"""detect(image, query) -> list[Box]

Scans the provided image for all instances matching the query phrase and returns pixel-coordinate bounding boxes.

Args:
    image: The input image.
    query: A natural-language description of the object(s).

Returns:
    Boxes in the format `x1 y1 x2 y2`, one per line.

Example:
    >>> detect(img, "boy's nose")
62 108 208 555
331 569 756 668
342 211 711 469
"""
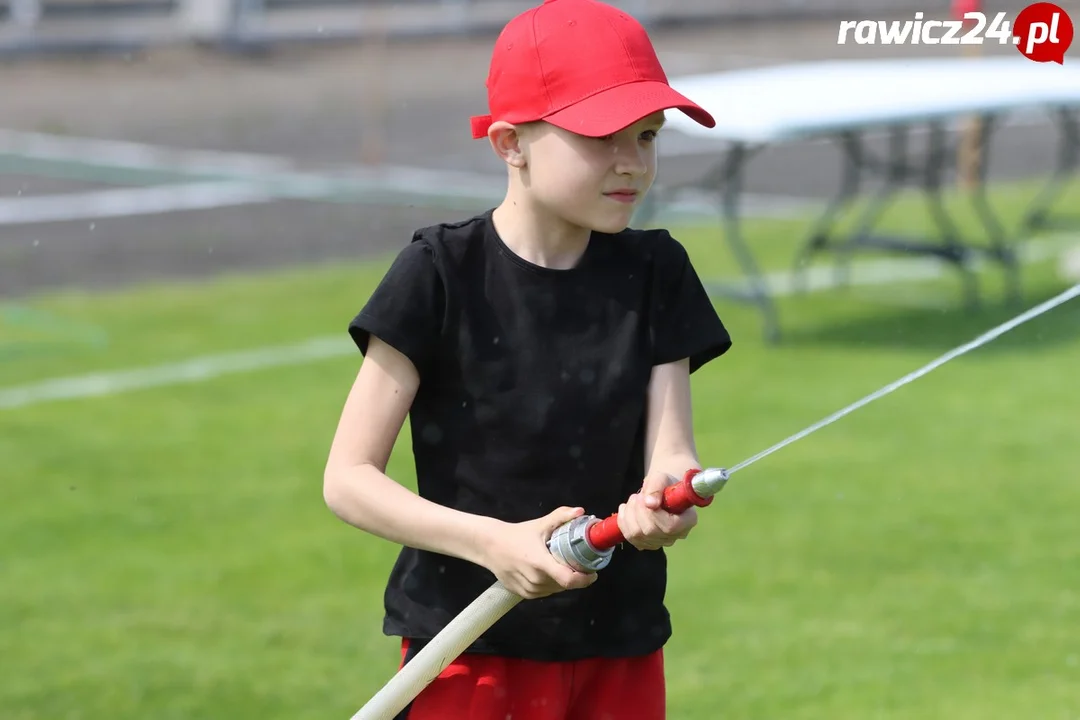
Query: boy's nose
613 144 649 176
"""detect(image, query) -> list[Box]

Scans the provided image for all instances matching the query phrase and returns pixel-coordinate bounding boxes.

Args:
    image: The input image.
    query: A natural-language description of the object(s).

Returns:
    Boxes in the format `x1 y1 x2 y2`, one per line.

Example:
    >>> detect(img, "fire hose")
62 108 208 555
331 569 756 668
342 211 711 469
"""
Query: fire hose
353 283 1080 720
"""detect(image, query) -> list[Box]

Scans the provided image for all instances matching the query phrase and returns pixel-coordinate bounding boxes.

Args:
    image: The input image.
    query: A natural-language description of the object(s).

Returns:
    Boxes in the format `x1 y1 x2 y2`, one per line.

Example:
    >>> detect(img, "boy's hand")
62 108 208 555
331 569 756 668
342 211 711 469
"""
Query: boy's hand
479 506 599 600
616 470 698 551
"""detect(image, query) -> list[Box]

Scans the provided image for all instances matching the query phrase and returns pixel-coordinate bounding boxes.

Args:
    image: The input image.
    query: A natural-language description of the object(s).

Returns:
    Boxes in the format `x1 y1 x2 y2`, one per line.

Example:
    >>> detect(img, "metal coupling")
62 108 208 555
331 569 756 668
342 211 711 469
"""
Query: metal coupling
547 515 613 574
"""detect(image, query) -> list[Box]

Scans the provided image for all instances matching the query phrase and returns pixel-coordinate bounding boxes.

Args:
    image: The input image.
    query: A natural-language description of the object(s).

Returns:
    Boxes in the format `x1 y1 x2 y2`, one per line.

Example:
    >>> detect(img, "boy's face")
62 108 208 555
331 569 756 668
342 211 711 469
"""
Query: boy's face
512 111 665 234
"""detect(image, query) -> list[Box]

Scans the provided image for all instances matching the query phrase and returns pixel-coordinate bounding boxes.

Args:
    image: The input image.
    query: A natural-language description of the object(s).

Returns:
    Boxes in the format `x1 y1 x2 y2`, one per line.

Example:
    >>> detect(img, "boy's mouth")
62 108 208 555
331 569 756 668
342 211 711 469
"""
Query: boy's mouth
604 189 639 204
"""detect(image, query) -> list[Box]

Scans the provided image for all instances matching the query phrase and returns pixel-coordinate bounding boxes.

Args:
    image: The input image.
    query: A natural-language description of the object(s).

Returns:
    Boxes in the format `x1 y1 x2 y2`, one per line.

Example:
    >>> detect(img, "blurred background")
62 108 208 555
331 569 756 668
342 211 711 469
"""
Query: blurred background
2 2 1079 719
2 0 1068 294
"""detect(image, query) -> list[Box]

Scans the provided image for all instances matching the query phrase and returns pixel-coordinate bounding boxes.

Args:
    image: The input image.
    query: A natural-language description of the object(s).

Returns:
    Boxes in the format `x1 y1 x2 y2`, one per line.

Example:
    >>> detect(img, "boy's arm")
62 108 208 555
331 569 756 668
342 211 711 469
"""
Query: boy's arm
323 335 499 567
324 334 597 598
644 357 702 483
617 358 702 550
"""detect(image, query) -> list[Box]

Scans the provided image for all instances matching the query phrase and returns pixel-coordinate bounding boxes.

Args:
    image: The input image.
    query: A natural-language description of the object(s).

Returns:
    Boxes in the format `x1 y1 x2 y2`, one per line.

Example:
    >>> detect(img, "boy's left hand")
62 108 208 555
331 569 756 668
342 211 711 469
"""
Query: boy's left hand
616 470 699 551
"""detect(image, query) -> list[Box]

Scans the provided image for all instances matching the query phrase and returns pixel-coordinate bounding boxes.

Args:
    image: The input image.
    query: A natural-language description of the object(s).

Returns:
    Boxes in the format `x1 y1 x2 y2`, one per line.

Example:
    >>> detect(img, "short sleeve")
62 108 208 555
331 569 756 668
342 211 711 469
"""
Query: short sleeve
650 232 732 373
348 239 444 373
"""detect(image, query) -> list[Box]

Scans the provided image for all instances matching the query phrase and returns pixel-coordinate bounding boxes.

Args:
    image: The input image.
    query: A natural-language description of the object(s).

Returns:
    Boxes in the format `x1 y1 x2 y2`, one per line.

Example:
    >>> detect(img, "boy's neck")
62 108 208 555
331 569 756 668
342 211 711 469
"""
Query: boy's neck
491 197 592 271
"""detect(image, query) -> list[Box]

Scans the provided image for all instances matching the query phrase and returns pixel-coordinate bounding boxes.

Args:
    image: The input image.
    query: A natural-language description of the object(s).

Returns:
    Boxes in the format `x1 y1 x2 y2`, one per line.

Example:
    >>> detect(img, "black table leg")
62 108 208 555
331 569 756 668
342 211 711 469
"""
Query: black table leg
967 113 1023 305
923 119 979 309
639 143 781 343
790 130 863 294
1023 106 1080 232
687 143 784 343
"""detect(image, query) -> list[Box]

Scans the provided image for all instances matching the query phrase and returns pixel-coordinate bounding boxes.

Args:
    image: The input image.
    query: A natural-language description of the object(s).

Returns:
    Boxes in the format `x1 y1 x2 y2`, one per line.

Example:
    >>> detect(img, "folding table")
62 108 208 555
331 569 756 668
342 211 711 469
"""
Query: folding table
647 57 1080 342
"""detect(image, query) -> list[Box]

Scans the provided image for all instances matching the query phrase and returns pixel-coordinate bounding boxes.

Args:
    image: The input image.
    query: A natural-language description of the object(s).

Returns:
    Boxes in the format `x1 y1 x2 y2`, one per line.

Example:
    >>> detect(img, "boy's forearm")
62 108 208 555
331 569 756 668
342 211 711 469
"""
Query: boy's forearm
323 463 500 568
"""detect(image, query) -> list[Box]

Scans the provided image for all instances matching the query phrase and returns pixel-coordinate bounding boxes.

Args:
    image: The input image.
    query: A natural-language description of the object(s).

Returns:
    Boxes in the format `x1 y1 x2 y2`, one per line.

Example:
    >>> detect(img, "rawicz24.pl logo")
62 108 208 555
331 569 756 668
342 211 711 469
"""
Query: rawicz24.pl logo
837 2 1074 64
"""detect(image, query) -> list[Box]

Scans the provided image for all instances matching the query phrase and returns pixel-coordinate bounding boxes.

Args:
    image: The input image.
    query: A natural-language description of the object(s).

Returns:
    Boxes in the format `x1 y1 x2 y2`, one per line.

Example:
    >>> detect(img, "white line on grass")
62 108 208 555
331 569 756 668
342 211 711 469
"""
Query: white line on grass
1 233 1075 412
752 235 1073 297
0 165 814 225
0 128 515 200
0 128 508 196
0 129 294 176
0 336 354 410
0 180 338 226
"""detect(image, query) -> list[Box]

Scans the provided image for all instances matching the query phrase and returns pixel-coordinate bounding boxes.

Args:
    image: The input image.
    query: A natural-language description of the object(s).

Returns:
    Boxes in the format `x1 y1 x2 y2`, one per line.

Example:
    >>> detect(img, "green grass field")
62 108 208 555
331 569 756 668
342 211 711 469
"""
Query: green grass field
3 180 1079 719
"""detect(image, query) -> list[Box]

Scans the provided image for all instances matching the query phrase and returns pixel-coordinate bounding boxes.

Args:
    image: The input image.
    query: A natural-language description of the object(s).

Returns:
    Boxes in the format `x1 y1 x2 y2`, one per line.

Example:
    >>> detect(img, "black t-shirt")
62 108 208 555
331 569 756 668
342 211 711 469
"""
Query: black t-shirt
347 209 732 661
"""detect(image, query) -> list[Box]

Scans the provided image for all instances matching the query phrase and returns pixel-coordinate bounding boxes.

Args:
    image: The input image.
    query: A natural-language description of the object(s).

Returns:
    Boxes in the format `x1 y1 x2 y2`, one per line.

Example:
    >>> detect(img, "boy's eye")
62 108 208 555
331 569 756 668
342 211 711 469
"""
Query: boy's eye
595 130 659 143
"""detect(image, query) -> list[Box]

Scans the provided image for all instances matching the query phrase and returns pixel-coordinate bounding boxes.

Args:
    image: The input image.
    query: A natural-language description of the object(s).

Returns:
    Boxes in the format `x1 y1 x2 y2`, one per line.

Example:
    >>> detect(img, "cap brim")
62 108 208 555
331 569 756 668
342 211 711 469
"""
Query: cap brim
540 80 716 137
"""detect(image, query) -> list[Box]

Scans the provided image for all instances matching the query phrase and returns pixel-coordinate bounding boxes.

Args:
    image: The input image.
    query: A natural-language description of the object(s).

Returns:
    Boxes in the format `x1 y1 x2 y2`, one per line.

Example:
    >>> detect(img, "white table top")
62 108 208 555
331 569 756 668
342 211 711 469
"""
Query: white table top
664 57 1080 144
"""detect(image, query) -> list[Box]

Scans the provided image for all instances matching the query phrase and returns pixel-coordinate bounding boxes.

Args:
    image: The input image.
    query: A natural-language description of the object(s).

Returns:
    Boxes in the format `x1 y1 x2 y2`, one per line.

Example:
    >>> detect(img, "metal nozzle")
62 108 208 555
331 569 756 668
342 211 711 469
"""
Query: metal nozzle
691 467 730 500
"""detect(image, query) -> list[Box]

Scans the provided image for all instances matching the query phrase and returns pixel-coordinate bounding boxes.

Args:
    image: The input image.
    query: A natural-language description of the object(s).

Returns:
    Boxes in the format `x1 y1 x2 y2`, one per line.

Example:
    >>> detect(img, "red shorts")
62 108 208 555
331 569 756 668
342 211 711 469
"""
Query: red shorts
394 638 666 720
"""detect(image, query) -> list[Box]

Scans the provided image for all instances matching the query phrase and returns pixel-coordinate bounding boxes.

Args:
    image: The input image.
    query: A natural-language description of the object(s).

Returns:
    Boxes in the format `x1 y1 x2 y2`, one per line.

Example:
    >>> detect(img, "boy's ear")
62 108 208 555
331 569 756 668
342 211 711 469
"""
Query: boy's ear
488 121 528 169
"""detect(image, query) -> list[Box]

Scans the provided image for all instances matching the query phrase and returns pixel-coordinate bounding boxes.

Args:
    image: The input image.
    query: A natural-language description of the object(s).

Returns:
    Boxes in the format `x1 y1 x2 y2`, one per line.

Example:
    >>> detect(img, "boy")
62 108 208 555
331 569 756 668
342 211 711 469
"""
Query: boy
323 0 732 717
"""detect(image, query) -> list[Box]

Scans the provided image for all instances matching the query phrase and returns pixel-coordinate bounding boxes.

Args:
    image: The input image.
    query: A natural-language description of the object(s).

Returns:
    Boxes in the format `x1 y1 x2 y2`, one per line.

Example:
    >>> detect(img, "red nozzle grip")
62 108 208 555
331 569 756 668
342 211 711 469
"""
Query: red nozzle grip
585 468 714 551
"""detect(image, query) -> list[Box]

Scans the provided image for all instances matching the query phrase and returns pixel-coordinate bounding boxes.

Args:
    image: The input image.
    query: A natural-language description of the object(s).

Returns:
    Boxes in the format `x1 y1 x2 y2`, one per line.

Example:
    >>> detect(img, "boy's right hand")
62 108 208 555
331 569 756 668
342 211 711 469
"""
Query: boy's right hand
480 506 600 600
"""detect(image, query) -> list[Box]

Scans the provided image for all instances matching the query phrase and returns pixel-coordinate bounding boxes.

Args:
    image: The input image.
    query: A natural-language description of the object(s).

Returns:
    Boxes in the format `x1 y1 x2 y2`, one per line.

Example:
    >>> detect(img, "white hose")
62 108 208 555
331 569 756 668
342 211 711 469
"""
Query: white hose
351 581 523 720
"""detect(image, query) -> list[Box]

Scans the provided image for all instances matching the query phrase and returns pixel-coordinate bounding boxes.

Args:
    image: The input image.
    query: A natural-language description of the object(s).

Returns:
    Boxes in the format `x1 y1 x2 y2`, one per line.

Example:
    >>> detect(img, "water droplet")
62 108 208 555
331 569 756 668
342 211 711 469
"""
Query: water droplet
1068 655 1078 666
89 222 96 230
493 336 500 345
569 445 582 458
32 239 39 246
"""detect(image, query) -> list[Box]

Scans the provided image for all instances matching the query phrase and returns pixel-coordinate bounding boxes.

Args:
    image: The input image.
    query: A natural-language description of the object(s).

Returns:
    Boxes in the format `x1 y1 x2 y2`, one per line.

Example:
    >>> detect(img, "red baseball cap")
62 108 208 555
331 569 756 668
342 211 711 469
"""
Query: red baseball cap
469 0 716 139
